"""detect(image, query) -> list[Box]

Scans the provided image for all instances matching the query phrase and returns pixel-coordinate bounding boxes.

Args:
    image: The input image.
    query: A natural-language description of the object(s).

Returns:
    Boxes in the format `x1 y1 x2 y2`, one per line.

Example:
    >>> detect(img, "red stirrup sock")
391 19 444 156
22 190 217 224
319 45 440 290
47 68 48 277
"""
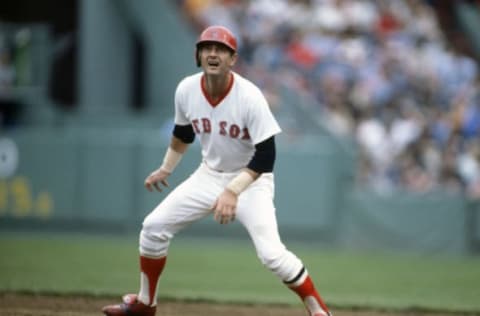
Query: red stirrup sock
286 268 331 315
138 255 167 306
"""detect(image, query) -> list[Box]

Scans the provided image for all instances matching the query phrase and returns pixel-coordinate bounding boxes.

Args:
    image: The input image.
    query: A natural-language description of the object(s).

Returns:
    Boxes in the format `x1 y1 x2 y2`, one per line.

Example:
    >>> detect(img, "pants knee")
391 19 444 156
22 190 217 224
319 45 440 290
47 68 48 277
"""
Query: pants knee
257 249 303 282
139 219 172 257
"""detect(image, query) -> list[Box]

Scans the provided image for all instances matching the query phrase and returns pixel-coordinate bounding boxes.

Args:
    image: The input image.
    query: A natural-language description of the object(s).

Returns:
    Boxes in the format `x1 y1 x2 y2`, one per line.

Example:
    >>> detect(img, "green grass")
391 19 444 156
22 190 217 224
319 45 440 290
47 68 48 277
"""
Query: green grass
1 233 480 314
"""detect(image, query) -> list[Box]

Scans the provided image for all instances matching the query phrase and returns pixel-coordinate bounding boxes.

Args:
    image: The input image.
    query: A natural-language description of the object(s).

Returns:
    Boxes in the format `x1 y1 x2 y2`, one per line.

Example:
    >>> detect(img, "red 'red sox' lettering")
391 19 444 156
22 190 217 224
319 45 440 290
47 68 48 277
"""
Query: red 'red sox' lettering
192 118 250 140
201 118 211 133
229 124 240 138
192 118 218 135
241 127 250 140
219 121 228 136
192 119 201 133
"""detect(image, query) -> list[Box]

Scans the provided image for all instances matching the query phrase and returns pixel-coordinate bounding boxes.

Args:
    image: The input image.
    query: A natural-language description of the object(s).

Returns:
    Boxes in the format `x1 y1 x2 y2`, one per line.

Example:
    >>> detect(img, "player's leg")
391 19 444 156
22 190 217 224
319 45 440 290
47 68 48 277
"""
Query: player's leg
102 167 218 316
137 181 215 307
284 267 332 316
236 174 332 316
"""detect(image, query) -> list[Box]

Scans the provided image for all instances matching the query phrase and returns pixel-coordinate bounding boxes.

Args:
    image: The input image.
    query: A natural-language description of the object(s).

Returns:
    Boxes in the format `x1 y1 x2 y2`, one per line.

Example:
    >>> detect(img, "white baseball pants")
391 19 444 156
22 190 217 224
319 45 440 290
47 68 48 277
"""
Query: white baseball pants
140 162 304 282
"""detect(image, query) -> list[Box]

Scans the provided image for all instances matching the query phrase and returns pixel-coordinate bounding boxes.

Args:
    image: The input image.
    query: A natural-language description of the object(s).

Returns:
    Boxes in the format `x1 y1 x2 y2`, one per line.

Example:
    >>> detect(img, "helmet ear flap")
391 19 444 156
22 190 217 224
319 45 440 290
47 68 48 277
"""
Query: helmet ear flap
196 48 201 67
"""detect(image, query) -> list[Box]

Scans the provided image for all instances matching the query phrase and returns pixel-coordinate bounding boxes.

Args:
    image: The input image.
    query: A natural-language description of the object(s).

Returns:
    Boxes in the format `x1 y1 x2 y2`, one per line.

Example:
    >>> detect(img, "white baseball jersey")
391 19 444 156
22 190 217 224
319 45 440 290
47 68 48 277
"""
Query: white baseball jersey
174 71 281 172
141 70 304 286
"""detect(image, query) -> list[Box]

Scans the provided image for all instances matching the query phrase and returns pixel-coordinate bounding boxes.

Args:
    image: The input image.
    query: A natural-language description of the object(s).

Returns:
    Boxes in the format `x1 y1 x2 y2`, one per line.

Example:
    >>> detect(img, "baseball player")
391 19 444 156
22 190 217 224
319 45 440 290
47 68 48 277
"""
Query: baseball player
102 25 332 316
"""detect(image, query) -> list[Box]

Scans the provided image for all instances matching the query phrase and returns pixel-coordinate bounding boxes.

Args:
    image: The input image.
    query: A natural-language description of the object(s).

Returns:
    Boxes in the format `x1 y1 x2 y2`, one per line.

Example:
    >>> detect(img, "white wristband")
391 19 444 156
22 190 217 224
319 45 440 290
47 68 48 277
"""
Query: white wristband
160 147 183 174
226 171 255 195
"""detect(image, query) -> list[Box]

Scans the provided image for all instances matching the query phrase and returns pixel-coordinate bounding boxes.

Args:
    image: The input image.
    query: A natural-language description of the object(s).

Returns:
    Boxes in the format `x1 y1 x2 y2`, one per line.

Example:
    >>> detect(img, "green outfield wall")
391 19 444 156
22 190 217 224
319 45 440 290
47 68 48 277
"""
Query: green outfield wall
0 128 478 256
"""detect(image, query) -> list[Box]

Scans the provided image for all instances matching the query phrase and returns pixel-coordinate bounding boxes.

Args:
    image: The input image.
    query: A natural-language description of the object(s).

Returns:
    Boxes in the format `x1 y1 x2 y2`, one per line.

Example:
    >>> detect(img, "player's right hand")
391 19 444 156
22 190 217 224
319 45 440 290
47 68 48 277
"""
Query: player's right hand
144 168 170 192
212 189 238 225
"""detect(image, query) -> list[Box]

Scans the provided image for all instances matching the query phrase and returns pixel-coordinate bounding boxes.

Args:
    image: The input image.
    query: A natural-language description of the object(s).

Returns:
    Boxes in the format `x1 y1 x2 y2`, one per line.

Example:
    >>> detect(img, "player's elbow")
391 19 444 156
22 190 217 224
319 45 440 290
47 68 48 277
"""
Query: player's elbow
247 136 276 173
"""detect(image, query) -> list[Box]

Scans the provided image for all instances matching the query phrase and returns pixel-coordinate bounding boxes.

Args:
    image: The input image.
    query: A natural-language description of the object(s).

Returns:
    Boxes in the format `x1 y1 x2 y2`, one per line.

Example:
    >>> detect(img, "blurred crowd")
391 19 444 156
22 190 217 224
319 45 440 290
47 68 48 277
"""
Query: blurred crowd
177 0 480 198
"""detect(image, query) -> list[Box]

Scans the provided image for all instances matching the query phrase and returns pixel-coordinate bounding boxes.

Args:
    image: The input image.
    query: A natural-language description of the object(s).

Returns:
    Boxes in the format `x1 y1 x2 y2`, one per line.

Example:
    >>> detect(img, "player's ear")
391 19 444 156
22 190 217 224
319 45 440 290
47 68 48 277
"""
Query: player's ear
229 52 238 67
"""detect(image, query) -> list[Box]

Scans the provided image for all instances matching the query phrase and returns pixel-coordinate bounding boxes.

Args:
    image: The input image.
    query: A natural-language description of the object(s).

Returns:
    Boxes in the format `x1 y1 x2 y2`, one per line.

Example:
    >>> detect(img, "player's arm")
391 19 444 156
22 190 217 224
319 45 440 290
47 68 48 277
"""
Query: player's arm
144 124 195 192
213 136 276 224
160 124 195 172
225 135 276 195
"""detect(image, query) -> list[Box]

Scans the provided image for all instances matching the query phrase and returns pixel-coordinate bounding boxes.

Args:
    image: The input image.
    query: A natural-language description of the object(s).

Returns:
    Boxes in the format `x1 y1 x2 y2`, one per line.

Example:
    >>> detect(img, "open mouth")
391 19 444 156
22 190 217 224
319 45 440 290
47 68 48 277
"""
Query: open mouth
207 60 220 67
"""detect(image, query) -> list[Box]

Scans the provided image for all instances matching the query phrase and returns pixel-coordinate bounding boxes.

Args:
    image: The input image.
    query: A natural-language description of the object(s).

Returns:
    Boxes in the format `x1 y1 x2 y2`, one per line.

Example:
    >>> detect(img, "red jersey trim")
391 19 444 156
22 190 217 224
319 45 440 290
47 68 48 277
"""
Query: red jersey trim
201 72 234 107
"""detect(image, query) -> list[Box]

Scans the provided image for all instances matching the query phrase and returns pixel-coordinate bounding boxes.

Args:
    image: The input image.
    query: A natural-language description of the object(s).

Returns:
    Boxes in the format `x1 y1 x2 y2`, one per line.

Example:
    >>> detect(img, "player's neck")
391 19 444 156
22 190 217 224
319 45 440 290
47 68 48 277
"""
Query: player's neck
202 72 233 100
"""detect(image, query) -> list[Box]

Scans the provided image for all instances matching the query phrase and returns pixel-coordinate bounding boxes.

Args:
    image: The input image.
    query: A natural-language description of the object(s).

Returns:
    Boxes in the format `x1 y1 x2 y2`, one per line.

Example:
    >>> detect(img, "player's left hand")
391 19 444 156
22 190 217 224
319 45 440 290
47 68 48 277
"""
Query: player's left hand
212 189 238 224
144 168 170 192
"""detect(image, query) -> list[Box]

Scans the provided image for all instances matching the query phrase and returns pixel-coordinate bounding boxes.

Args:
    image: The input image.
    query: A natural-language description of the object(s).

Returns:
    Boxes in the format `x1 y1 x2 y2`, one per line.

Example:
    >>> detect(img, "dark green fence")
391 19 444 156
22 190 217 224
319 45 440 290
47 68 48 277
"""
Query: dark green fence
0 128 478 255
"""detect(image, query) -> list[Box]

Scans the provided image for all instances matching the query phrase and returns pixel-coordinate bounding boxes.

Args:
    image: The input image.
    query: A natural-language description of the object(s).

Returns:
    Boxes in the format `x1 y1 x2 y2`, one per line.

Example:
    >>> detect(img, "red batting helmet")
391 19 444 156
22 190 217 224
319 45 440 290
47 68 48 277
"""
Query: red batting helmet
195 25 238 67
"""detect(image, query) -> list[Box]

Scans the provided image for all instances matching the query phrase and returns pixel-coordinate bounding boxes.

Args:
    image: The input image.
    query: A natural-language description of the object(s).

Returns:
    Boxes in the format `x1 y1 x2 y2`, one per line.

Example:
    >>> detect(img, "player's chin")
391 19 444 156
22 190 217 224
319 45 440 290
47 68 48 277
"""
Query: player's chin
203 66 223 75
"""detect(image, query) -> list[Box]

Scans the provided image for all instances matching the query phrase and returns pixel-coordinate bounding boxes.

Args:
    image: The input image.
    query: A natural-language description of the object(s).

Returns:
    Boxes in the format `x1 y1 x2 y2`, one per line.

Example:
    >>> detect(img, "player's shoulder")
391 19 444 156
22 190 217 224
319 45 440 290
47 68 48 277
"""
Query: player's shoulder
232 72 264 98
177 72 202 91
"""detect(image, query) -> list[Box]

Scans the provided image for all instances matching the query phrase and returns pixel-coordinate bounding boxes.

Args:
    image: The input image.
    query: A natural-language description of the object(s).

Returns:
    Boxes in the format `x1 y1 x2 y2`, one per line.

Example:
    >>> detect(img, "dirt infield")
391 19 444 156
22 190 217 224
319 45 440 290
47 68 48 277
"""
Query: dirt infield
0 293 472 316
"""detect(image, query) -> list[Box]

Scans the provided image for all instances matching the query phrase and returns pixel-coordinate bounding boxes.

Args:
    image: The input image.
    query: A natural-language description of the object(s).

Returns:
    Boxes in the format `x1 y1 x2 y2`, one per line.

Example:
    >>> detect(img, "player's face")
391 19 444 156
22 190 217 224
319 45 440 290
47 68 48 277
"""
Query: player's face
198 42 237 76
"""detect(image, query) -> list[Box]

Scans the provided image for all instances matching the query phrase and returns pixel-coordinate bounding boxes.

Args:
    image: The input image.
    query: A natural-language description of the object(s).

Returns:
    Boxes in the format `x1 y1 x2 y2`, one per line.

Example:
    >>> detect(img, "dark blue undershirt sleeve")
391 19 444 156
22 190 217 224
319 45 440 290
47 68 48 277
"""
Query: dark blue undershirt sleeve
247 136 276 173
173 124 195 144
